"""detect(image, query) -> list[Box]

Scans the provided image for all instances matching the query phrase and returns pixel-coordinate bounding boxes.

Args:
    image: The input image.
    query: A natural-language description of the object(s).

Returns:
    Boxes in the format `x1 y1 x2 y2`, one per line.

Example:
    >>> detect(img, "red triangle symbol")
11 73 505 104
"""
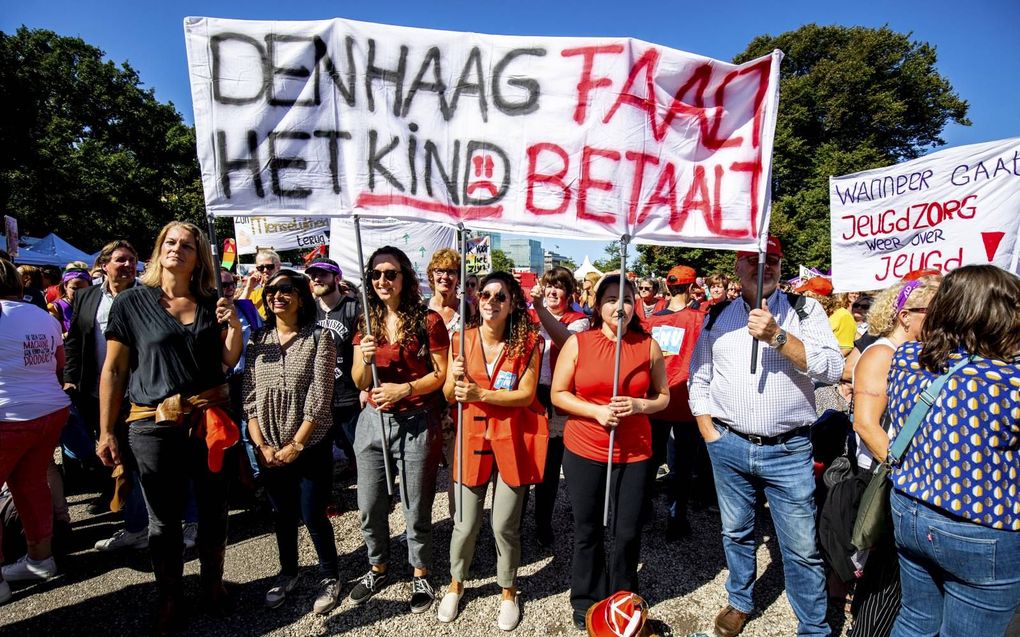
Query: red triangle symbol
981 231 1005 262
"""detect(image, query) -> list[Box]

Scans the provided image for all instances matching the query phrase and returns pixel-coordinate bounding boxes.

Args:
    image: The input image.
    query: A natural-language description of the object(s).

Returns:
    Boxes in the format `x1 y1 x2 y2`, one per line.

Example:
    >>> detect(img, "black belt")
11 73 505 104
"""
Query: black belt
712 418 809 446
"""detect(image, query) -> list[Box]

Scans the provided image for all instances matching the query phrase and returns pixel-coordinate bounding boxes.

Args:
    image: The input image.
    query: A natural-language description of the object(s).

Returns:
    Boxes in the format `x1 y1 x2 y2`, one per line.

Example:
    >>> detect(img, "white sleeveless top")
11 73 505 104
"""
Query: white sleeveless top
853 336 896 471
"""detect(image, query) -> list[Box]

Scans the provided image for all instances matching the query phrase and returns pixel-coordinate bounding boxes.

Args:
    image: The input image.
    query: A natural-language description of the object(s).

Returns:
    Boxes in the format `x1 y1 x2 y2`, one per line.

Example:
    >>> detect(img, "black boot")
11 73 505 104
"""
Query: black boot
199 544 234 616
149 543 184 637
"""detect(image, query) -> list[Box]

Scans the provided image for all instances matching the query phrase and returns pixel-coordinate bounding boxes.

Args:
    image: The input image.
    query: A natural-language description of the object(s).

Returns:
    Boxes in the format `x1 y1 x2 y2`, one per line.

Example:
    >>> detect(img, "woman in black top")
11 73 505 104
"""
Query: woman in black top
97 221 242 635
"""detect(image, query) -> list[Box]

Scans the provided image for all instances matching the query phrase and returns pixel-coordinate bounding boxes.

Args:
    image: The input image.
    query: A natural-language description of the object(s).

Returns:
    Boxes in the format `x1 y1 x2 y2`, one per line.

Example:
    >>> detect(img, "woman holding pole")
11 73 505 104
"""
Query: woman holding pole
349 246 449 614
551 275 669 629
436 272 546 631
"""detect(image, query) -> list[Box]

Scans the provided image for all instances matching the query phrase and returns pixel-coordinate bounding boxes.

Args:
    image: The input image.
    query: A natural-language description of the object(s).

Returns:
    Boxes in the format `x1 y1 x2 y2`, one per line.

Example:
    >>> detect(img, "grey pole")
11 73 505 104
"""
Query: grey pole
206 214 223 298
354 215 395 497
455 224 467 523
750 248 766 374
604 235 630 527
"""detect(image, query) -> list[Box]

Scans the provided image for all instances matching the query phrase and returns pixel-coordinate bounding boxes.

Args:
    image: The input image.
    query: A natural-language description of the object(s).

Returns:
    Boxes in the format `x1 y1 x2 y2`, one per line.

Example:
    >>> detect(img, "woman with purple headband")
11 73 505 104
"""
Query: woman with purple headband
47 269 92 336
843 274 940 637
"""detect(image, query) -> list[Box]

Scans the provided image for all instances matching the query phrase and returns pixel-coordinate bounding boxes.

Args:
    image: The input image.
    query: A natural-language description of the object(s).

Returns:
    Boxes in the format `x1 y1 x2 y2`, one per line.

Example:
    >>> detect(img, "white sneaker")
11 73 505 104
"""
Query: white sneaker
312 577 341 615
94 528 148 551
497 595 521 631
182 523 198 549
1 556 57 582
0 579 11 605
265 574 300 608
436 590 463 623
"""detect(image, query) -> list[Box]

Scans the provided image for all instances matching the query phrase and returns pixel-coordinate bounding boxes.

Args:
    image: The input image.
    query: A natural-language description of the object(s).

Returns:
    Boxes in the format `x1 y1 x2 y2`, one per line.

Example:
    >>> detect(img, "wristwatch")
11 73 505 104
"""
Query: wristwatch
289 440 305 452
771 329 788 348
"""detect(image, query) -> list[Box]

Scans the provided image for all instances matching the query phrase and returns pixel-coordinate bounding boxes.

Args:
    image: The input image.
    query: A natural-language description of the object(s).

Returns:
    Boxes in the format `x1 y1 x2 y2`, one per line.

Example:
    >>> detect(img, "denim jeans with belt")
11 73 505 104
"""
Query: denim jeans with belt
354 404 441 570
890 489 1020 637
705 422 830 636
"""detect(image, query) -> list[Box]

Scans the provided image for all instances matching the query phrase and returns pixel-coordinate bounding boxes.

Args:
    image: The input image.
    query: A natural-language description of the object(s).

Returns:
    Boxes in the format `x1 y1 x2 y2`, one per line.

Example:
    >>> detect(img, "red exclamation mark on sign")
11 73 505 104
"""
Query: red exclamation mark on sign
981 232 1005 262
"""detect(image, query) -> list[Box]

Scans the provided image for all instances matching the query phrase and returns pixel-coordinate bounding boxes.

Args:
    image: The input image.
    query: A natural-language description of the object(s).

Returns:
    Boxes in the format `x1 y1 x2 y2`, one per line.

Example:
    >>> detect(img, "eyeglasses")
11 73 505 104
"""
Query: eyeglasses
479 290 508 303
740 255 782 268
265 283 296 296
466 281 478 289
221 280 237 289
255 264 277 272
433 268 457 277
370 269 401 282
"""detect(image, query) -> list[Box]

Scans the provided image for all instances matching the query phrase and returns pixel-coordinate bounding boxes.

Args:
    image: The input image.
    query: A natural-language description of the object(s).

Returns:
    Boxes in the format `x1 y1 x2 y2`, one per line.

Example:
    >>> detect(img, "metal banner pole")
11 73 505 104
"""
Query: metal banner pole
604 235 629 527
206 214 223 297
750 249 766 374
354 215 395 497
455 224 467 523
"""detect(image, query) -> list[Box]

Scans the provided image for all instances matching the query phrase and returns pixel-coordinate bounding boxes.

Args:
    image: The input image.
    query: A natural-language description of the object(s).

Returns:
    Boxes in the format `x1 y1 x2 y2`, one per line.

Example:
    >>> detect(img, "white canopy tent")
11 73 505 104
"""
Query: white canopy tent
572 256 603 281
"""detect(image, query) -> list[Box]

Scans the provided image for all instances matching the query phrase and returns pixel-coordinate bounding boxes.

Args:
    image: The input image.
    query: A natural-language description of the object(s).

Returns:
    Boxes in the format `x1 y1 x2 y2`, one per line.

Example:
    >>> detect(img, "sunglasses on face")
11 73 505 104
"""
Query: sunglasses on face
906 307 927 314
370 269 400 282
466 281 478 289
853 303 871 311
255 264 277 272
638 286 653 291
221 280 237 289
265 283 296 296
479 290 508 303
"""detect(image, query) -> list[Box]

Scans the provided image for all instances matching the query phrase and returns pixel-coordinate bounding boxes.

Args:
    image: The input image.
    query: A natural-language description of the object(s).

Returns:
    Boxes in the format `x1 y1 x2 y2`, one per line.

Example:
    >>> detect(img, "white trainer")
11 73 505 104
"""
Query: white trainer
2 556 57 582
436 589 463 623
0 579 11 605
497 595 521 631
94 528 148 551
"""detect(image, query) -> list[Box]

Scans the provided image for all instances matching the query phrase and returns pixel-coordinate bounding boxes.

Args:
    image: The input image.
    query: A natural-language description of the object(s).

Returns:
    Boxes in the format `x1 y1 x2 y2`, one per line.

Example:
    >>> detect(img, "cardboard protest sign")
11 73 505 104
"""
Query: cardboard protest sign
830 137 1020 292
328 217 456 292
184 17 782 251
465 235 491 275
233 215 329 254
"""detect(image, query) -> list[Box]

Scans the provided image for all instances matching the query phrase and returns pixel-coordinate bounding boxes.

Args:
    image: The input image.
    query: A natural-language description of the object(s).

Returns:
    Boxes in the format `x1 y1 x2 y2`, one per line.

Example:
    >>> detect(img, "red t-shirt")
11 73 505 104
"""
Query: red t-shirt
354 309 450 413
644 307 704 422
563 329 653 464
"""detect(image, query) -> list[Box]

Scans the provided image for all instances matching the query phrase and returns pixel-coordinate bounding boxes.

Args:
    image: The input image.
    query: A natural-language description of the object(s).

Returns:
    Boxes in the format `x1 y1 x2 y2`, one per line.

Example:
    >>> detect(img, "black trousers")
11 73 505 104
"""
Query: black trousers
129 420 231 594
563 449 650 616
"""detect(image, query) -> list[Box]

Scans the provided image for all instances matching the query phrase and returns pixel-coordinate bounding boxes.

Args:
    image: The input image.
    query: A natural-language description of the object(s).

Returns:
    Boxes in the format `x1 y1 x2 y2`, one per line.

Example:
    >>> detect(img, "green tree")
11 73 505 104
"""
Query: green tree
638 24 969 274
0 27 206 255
491 248 515 273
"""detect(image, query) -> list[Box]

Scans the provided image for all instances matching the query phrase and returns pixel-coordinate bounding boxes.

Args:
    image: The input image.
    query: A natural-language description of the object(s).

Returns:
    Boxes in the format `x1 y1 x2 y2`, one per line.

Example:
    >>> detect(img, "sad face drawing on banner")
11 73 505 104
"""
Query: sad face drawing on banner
463 144 510 206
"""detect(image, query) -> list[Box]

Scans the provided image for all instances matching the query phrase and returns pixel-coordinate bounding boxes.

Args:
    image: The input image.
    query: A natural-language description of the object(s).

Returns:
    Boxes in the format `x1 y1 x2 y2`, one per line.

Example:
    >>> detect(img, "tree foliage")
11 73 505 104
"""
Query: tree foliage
0 27 207 255
491 248 515 273
638 24 969 277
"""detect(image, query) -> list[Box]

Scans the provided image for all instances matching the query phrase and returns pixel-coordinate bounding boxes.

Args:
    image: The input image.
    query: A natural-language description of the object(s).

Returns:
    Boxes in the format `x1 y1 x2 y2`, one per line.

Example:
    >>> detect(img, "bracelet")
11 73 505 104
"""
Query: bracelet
406 382 414 398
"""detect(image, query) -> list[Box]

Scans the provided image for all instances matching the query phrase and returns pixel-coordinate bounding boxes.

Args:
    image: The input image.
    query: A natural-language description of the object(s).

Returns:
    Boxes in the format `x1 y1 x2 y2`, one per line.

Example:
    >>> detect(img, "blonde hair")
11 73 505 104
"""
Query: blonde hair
427 248 460 286
140 221 217 299
255 248 281 264
866 275 940 337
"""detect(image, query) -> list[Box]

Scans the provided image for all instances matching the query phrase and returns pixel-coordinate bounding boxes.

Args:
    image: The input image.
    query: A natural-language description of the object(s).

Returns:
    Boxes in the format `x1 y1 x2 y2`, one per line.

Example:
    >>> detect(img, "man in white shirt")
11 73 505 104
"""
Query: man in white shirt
688 236 843 637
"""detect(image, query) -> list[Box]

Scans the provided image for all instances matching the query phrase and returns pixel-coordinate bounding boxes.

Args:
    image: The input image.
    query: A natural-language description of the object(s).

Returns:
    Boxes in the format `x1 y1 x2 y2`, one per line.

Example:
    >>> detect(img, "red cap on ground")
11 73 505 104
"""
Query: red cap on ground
585 591 648 637
666 265 697 285
794 276 834 296
736 235 783 260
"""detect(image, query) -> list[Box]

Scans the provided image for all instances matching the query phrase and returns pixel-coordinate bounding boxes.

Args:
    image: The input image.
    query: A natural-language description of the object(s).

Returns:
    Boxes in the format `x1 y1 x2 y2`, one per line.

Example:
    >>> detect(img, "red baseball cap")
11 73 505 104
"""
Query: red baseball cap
794 276 833 296
736 235 783 260
585 591 648 637
666 265 697 285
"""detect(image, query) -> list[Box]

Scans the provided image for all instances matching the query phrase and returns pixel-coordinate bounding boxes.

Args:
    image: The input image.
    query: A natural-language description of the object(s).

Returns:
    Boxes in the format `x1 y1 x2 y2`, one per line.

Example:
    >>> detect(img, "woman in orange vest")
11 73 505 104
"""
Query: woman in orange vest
436 271 547 632
552 275 670 630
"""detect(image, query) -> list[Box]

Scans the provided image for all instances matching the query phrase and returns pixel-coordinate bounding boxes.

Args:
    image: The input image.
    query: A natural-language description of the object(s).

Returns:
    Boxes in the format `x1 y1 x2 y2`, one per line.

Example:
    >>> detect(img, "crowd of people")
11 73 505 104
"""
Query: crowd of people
0 225 1018 637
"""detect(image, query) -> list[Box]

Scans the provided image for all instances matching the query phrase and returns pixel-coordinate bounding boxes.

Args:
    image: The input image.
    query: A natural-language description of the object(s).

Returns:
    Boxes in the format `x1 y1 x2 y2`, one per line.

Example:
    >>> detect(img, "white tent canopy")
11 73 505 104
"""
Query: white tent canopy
573 256 603 281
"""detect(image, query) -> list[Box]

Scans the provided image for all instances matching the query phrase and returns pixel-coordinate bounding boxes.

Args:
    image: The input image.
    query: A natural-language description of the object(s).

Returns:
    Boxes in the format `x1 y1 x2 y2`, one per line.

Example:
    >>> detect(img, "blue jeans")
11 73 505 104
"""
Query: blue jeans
706 423 829 636
890 490 1020 637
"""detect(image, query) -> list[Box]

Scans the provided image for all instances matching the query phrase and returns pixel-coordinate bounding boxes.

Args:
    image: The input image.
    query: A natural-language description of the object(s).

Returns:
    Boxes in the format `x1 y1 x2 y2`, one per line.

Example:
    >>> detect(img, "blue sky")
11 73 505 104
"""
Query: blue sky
5 0 1018 266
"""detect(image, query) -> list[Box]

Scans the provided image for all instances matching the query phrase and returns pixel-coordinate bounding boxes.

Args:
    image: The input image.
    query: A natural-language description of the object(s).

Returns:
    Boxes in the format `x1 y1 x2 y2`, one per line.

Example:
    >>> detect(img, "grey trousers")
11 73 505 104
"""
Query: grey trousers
449 471 526 589
354 404 442 570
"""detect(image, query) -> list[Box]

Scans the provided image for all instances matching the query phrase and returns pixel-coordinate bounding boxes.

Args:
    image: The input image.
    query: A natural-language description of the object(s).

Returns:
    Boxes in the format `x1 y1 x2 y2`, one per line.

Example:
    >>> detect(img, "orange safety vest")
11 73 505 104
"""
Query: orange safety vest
452 328 549 487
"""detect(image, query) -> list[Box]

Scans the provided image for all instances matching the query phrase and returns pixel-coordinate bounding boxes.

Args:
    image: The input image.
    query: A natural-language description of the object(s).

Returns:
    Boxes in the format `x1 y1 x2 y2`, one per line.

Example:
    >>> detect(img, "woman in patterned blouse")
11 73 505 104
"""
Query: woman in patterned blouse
242 269 338 616
885 265 1020 636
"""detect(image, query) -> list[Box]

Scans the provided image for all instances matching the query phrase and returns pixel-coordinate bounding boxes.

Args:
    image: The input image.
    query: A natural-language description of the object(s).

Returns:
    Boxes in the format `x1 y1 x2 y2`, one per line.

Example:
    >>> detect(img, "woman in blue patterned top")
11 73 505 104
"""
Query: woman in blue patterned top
885 265 1020 636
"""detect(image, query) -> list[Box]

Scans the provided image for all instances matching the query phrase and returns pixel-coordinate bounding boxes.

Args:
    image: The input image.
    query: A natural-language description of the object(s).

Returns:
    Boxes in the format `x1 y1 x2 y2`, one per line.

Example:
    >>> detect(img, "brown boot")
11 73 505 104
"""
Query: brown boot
150 551 184 637
714 605 750 637
199 544 234 616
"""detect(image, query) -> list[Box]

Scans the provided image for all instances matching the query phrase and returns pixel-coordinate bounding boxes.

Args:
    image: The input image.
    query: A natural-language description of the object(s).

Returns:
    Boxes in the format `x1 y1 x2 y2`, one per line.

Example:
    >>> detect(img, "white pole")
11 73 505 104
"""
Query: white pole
604 235 629 527
454 225 468 523
354 215 395 497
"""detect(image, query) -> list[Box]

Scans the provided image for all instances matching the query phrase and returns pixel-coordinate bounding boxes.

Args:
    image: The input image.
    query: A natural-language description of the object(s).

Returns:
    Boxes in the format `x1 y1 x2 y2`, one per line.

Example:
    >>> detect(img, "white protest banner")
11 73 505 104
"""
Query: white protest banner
465 235 491 275
830 137 1020 292
233 215 329 255
328 217 457 292
184 17 782 251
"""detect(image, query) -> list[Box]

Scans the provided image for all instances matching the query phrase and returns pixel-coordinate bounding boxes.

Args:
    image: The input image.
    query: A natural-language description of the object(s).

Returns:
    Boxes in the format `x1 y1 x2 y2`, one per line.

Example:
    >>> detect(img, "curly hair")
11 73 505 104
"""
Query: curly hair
866 275 941 337
919 265 1020 372
359 246 428 348
469 271 538 362
427 248 460 288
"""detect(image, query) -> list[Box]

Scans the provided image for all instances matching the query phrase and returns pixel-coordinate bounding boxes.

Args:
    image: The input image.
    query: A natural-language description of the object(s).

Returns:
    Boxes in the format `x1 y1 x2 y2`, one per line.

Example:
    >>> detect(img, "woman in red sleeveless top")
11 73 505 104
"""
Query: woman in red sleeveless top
436 272 545 631
551 275 669 629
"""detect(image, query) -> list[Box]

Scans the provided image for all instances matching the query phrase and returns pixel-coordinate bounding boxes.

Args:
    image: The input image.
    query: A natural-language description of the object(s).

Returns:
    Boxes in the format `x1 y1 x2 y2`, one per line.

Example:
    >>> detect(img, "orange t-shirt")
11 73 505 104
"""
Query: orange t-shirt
563 329 653 464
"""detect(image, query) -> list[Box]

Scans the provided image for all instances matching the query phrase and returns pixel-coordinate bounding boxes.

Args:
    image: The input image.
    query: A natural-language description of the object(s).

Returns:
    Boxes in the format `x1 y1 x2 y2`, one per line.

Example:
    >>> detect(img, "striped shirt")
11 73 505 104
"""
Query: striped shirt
688 290 843 436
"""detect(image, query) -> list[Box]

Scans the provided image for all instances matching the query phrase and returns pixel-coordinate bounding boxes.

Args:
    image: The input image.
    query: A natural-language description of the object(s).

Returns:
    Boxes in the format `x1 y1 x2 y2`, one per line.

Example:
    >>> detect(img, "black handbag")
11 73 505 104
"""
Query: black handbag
851 355 972 551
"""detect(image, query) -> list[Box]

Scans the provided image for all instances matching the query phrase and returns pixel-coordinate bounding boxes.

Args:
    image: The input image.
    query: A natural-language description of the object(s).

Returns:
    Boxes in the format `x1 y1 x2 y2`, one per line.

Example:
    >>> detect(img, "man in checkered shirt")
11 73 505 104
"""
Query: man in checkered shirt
688 236 843 637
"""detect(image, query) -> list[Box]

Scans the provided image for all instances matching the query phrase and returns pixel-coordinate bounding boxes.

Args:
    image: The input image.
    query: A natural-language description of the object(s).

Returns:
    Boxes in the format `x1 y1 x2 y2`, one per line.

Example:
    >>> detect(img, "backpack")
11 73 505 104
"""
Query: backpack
703 292 809 333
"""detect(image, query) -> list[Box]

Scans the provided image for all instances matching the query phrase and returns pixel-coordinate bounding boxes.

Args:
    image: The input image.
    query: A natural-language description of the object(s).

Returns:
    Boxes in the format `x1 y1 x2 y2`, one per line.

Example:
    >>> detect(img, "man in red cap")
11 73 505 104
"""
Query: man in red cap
689 235 843 637
644 264 706 541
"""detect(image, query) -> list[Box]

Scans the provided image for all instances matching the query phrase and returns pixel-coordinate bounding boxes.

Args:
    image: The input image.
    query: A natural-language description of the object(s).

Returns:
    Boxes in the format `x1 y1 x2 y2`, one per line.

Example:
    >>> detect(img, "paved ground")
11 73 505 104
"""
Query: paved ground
1 468 850 637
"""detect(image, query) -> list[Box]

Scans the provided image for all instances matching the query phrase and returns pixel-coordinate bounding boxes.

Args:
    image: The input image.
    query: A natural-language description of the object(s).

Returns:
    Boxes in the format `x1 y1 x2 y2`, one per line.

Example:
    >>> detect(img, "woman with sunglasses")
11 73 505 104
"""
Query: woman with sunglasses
350 246 449 614
95 221 242 635
636 277 666 319
551 275 670 629
436 272 545 630
242 270 340 615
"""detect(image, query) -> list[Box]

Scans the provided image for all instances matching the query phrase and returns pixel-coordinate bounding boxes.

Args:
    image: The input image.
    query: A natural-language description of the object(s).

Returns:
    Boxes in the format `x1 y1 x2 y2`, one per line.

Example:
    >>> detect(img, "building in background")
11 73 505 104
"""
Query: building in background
500 236 544 274
544 250 569 272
